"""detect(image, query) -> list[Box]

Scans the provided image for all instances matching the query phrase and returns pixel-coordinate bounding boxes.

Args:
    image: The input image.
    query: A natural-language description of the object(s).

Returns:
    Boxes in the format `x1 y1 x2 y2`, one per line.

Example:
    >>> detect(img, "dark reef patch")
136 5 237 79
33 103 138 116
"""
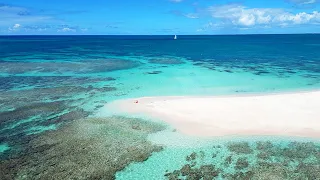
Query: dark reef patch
193 62 204 66
207 67 216 70
186 152 197 162
253 70 270 76
0 101 69 124
43 109 91 125
0 105 91 157
145 71 162 75
166 152 221 180
224 155 233 167
0 116 165 180
0 59 141 75
0 74 119 163
302 74 319 79
0 76 116 92
165 164 220 180
256 141 274 150
235 157 249 170
0 83 117 111
227 142 253 154
148 58 184 65
235 90 248 93
223 69 233 73
165 141 320 180
286 70 296 74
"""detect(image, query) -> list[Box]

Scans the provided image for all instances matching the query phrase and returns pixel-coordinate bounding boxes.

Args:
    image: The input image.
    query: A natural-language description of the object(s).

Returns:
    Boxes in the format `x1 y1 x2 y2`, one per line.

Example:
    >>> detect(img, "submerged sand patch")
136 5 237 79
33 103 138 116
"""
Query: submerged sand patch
0 116 165 180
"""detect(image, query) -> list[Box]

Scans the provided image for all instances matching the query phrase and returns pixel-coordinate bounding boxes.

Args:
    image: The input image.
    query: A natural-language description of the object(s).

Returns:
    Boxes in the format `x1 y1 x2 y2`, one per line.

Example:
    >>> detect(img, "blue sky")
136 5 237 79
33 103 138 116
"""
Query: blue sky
0 0 319 35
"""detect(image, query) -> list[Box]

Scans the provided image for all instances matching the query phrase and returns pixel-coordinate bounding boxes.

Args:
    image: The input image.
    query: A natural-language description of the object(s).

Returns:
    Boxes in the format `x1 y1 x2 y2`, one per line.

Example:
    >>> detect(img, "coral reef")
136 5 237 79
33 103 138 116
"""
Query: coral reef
164 163 220 180
0 116 165 180
235 158 249 170
148 57 184 65
0 76 115 92
0 73 118 156
0 59 140 75
166 141 320 180
145 71 162 75
227 142 253 154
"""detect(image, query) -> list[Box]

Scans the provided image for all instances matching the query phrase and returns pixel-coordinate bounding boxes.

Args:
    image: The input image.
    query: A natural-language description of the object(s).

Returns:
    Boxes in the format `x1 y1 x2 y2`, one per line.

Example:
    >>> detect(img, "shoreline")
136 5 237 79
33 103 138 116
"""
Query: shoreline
113 87 320 102
102 90 320 138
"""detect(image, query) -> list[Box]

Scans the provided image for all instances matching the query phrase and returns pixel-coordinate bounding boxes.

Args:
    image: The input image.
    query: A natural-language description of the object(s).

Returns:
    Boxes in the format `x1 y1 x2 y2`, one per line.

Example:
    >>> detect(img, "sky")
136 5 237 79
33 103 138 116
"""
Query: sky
0 0 319 35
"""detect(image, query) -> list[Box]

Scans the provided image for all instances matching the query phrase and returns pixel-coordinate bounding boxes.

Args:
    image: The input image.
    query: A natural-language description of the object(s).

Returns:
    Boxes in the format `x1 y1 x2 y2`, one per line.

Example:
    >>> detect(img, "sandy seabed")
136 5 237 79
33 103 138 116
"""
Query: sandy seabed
104 91 320 138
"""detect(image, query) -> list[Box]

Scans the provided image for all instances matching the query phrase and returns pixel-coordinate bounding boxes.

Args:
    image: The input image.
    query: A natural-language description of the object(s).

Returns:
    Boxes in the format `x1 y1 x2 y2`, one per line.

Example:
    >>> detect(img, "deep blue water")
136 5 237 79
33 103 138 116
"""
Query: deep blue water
1 35 319 73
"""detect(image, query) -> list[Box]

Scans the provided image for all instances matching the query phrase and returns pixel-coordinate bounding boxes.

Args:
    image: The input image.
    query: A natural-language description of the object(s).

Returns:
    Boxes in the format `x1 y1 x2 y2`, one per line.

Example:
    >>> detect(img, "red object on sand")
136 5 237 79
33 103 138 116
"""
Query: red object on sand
134 100 139 104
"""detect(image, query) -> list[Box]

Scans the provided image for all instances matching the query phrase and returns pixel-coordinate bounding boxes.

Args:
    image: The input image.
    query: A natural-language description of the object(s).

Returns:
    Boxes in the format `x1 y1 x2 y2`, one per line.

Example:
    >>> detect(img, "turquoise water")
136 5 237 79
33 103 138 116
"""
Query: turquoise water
0 143 10 153
0 35 320 178
116 138 320 179
116 130 320 179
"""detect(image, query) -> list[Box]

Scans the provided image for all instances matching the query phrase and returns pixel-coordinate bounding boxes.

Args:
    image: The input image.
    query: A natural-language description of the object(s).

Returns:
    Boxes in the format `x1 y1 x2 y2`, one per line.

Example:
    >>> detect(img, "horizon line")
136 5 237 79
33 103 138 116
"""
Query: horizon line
0 33 319 36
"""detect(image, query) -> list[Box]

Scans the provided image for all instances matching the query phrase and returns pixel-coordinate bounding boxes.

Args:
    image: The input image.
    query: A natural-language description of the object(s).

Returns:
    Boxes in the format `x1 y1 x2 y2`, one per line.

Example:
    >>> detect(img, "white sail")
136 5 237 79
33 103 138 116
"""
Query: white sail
174 35 177 40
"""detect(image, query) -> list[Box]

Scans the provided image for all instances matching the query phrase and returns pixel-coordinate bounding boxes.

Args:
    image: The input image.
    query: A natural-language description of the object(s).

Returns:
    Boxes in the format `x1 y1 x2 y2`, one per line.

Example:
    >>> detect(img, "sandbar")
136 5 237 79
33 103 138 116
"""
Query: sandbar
104 91 320 138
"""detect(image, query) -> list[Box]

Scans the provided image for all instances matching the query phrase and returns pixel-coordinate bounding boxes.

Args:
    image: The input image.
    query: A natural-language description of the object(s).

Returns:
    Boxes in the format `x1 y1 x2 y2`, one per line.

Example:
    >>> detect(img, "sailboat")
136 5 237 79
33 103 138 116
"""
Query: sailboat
174 35 177 40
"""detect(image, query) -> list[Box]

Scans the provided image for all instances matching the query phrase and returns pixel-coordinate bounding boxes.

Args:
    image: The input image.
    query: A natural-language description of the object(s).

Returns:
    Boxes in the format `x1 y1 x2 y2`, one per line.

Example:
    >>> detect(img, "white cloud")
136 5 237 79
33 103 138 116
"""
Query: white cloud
13 24 21 29
8 23 22 32
57 27 76 32
184 13 199 19
288 0 318 5
238 14 256 26
208 4 320 27
302 0 317 4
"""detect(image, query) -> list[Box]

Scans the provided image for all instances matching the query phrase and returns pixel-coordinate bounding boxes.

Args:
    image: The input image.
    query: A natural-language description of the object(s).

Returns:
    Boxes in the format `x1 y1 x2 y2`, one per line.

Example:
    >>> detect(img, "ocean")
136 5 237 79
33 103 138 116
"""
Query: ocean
0 35 320 179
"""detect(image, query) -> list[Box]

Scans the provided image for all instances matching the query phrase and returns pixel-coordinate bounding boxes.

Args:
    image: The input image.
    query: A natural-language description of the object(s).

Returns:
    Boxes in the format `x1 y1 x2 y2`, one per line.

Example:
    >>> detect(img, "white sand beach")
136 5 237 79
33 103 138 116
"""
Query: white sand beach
105 91 320 138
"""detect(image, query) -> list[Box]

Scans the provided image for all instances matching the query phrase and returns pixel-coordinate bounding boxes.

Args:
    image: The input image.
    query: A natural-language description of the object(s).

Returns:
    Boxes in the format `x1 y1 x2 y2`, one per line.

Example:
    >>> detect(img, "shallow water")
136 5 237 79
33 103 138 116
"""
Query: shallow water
0 143 10 153
117 131 320 179
0 35 320 179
